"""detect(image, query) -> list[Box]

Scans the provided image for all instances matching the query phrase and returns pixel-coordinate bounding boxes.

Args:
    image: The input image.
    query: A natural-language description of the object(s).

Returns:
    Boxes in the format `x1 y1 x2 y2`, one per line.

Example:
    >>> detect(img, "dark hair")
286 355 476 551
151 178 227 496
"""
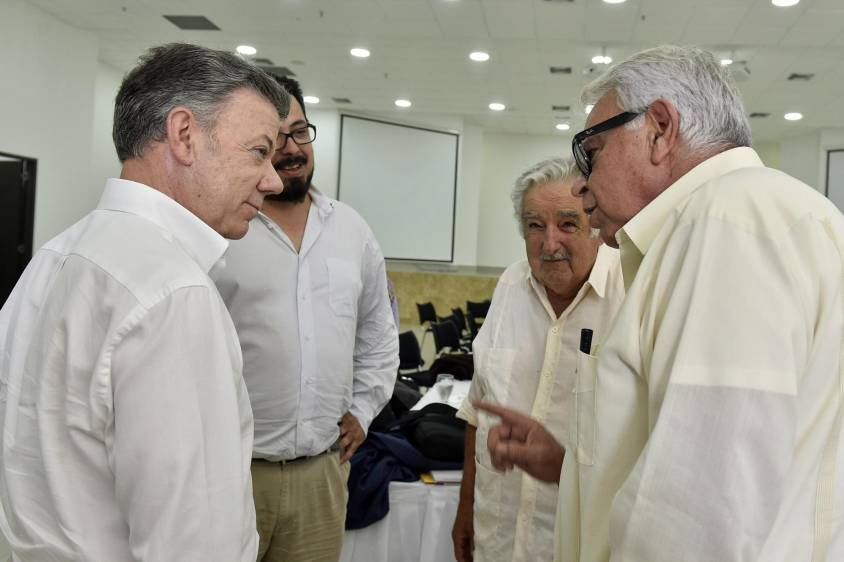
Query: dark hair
113 43 289 163
274 76 307 119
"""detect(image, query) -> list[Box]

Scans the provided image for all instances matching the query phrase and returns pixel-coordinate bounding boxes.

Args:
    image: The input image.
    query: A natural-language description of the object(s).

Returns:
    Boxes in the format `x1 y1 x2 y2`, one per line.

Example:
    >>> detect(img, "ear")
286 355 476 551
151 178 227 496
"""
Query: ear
646 98 680 166
165 106 197 166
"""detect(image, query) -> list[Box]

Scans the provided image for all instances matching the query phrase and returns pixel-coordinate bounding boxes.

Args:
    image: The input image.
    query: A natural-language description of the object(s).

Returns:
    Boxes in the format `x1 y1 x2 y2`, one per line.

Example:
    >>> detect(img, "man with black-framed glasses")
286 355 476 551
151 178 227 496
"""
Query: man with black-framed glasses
478 45 844 562
211 76 398 562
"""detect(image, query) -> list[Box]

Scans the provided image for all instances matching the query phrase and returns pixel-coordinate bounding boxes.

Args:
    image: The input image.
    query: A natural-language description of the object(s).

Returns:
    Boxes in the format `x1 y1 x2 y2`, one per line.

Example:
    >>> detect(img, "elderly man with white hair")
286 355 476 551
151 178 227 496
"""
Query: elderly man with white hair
451 157 624 562
476 45 844 562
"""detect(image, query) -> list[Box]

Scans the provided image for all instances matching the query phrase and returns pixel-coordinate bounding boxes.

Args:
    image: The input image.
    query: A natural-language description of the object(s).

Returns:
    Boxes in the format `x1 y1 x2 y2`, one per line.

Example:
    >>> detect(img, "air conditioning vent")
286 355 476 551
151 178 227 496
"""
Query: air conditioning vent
749 112 770 118
332 97 352 104
549 66 572 74
163 15 220 30
787 73 815 81
551 105 571 112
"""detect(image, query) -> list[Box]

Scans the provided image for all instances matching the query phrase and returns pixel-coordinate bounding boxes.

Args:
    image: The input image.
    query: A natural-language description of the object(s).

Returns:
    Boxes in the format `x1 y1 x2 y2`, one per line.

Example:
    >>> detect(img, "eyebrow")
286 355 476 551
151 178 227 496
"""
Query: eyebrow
282 119 308 130
556 209 580 219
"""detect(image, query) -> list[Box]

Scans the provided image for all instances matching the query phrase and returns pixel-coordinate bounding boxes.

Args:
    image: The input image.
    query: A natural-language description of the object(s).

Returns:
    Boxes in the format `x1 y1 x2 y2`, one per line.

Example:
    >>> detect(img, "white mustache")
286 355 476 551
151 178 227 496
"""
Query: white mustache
540 252 570 262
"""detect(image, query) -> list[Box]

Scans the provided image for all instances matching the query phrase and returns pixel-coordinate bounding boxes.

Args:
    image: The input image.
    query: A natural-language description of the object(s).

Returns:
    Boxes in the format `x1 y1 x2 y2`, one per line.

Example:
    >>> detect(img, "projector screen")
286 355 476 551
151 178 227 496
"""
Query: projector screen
337 115 459 262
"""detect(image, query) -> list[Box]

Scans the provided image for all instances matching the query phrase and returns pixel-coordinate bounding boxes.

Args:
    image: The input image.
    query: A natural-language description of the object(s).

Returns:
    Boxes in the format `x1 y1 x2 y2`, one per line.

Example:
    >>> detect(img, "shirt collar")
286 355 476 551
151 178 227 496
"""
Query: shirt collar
616 146 764 287
96 178 228 273
525 242 616 317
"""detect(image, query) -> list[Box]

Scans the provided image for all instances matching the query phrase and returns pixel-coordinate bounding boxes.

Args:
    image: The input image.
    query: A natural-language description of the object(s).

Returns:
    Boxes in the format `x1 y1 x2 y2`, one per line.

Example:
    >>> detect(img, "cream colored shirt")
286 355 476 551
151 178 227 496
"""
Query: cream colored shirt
458 245 624 562
0 179 258 562
555 148 844 562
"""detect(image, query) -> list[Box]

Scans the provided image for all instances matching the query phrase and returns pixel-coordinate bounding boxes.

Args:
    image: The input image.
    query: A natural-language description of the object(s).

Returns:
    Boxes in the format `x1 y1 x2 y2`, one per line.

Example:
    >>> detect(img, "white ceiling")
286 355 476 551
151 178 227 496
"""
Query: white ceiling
23 0 844 142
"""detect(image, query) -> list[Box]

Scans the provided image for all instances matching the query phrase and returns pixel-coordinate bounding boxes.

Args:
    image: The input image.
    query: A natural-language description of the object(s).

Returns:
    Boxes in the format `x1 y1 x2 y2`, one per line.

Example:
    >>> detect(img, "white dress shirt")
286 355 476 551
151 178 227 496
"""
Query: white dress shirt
212 189 399 461
458 245 624 562
0 179 258 562
556 148 844 562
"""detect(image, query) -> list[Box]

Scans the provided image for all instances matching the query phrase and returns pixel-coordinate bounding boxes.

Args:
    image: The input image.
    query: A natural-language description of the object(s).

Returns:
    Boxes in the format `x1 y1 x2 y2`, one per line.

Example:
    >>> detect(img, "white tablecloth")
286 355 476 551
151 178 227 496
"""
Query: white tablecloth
340 481 460 562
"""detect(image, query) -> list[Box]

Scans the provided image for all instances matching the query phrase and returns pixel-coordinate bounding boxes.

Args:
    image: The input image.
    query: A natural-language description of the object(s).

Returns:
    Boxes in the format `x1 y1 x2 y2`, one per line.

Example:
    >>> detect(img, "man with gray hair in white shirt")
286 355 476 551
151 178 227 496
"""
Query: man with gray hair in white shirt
477 45 844 562
0 43 287 561
451 157 624 562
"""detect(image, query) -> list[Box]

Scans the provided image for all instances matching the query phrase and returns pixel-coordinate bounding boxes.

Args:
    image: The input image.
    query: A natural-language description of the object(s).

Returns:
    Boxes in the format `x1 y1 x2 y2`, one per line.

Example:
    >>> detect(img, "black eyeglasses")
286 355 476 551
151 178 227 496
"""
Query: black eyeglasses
278 123 317 148
571 111 641 177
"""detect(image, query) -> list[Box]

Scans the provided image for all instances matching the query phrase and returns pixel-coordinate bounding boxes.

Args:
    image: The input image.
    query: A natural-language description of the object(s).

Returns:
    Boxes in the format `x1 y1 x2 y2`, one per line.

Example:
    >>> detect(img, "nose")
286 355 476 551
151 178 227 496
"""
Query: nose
259 159 284 194
542 224 565 253
277 134 301 156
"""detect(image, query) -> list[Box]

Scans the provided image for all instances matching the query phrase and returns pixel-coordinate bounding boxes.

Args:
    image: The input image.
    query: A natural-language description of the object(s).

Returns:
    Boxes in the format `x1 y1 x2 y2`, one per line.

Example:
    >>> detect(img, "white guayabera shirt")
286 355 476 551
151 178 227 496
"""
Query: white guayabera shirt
556 148 844 562
458 245 624 562
0 179 258 562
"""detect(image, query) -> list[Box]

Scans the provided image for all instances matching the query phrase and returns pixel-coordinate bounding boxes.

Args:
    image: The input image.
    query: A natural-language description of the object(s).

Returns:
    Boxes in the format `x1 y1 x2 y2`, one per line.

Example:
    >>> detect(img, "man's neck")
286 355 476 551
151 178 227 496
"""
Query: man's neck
262 194 312 253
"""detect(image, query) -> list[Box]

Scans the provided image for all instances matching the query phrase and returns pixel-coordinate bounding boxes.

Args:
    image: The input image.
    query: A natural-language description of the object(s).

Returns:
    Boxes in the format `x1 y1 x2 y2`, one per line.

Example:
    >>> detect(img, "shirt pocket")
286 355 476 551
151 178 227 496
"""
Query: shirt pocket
570 350 598 466
325 258 361 319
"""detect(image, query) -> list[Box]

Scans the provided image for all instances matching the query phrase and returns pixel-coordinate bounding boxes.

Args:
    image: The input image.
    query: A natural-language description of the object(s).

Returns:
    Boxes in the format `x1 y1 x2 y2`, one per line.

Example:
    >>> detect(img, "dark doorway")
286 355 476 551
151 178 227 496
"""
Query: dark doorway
0 152 37 307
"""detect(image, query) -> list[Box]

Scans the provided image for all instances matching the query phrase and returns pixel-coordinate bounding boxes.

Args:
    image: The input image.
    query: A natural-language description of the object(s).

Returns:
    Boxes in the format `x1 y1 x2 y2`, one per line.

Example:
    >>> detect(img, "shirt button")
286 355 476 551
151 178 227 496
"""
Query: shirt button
551 327 559 334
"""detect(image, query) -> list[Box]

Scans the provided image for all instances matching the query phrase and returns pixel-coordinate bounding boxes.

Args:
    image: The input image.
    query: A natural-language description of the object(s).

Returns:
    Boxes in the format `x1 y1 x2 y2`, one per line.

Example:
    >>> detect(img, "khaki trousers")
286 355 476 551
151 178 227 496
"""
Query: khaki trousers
251 452 351 562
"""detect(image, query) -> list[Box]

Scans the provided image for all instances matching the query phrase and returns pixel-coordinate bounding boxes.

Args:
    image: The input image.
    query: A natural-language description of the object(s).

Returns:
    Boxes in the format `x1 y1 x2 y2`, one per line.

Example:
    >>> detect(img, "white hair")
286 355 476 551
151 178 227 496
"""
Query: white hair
511 156 595 238
581 45 751 154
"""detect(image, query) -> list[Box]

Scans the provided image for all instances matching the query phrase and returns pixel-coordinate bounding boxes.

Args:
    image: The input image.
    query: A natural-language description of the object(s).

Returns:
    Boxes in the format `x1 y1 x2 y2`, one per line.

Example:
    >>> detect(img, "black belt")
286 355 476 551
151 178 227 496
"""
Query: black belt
254 444 339 466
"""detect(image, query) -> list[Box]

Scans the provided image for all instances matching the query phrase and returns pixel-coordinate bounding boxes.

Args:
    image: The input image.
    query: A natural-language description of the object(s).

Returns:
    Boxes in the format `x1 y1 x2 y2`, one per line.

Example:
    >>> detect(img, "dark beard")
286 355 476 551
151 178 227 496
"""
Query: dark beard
266 172 312 203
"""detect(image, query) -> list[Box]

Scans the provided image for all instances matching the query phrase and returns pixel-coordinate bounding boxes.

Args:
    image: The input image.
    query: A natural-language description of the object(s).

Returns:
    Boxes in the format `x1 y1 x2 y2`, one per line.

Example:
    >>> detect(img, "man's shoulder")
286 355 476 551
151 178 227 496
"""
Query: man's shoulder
52 210 217 307
498 259 530 285
685 165 842 231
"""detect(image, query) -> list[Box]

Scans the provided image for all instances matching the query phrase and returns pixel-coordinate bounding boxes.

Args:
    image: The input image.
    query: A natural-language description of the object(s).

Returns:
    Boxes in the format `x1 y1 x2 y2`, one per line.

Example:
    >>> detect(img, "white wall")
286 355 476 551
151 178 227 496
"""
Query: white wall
0 0 100 247
476 132 570 267
779 132 822 190
90 63 124 189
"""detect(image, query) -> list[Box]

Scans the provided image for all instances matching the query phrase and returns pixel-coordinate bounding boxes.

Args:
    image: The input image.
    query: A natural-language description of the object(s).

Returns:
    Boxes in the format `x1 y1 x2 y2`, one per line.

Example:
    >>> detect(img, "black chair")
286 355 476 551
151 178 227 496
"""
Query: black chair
416 302 437 349
466 299 491 319
398 330 425 371
466 310 481 339
450 307 473 343
431 319 471 355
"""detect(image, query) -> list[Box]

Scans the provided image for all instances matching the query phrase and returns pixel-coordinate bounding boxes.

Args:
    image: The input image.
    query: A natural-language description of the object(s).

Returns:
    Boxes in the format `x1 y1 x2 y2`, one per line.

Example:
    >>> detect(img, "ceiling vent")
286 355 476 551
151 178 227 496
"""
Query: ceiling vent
263 66 296 79
552 105 571 112
749 112 770 118
549 66 572 74
787 72 815 81
163 15 220 30
332 97 352 104
253 58 274 66
543 0 575 3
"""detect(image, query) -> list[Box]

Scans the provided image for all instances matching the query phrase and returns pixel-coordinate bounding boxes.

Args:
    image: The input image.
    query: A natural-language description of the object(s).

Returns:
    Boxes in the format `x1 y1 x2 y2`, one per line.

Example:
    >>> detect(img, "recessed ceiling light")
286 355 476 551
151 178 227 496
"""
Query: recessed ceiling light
489 102 506 111
395 99 412 108
585 104 594 114
556 123 571 131
469 51 490 62
591 55 612 64
303 96 320 104
603 0 626 3
350 47 370 58
784 112 803 121
772 0 799 6
720 58 733 66
236 45 257 56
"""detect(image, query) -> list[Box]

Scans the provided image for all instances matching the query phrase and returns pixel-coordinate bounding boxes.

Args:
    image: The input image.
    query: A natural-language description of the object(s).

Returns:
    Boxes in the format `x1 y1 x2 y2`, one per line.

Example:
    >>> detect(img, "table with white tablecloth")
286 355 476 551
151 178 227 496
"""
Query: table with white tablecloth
340 480 460 562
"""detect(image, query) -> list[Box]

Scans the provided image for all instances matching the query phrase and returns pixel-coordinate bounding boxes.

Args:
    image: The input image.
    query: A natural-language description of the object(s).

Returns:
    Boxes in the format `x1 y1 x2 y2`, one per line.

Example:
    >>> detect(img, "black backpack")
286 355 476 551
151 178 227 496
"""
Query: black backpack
389 402 466 463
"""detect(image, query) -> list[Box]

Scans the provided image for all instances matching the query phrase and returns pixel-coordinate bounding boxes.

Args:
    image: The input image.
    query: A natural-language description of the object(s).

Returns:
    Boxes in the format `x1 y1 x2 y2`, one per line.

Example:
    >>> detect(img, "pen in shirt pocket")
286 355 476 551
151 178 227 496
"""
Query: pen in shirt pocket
579 328 593 355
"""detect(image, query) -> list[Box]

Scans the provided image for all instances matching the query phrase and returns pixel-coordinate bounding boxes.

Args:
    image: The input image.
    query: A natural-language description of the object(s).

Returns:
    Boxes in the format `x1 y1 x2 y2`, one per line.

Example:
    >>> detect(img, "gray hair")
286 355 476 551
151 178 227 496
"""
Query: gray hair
511 156 582 236
581 45 751 154
113 43 289 163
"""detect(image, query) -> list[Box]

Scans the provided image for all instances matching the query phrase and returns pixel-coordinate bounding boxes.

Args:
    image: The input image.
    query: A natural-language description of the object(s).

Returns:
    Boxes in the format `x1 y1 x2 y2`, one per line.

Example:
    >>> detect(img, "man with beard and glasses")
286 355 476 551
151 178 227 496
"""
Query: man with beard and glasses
451 157 624 562
211 76 398 562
